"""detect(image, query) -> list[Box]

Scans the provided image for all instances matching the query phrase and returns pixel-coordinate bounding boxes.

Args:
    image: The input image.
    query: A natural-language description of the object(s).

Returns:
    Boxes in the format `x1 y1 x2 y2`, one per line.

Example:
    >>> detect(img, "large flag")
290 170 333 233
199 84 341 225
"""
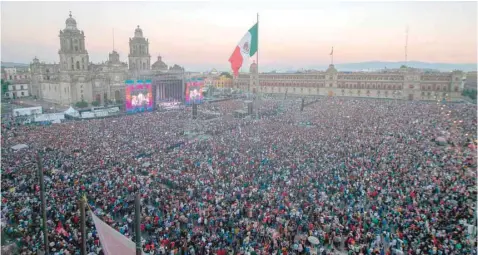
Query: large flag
91 211 143 255
229 23 258 77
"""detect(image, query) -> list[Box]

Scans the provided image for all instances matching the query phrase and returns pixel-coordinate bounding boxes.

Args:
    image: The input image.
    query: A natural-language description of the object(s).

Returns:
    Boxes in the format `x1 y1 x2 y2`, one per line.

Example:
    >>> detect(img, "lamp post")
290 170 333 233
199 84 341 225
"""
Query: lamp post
36 152 49 255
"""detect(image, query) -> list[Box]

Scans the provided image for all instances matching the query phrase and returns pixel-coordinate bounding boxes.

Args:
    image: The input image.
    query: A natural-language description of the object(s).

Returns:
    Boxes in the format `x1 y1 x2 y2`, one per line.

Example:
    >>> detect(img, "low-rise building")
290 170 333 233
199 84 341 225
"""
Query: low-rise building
212 75 233 88
5 84 29 98
1 67 30 81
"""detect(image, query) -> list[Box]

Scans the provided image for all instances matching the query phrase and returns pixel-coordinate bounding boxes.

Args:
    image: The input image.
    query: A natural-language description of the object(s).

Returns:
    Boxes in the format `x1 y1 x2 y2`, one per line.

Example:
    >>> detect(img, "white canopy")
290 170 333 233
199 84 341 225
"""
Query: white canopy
64 106 80 117
11 144 29 151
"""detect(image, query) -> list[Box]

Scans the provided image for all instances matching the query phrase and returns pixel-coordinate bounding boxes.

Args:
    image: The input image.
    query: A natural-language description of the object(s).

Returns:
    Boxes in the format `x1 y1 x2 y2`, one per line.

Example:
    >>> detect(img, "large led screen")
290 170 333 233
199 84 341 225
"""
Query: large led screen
125 80 153 113
185 78 204 105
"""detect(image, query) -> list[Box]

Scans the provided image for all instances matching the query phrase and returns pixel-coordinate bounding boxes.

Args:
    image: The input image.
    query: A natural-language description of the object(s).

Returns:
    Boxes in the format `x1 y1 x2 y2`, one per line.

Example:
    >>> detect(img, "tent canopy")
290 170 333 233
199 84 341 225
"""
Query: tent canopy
64 106 80 116
11 144 29 151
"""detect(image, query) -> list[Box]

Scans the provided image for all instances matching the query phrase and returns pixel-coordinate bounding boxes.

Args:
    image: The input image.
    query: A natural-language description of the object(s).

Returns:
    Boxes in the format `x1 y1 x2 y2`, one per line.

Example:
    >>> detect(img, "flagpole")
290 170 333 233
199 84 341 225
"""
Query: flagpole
36 151 49 255
80 198 87 255
256 13 259 73
135 193 142 255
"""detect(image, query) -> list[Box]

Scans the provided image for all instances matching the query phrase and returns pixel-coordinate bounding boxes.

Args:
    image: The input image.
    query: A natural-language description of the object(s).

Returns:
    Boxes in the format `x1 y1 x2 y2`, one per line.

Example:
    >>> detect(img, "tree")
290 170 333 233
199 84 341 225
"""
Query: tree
1 79 10 96
91 101 101 107
220 72 233 79
75 101 88 108
462 89 477 100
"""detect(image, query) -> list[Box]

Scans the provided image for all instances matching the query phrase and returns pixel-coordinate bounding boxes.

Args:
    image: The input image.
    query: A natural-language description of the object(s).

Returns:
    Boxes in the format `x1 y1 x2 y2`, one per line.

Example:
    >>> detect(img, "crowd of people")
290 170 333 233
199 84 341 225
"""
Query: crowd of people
1 97 476 255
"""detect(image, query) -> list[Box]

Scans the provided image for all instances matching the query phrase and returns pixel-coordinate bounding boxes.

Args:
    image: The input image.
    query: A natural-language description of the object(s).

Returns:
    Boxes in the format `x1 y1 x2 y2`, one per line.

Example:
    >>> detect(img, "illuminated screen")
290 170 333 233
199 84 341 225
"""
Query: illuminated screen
125 80 153 113
185 78 204 105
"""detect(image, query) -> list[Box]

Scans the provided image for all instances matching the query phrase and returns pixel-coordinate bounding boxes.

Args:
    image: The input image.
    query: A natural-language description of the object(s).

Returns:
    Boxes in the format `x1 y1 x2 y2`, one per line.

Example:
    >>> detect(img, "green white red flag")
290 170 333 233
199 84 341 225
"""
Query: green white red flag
91 211 144 255
229 23 258 77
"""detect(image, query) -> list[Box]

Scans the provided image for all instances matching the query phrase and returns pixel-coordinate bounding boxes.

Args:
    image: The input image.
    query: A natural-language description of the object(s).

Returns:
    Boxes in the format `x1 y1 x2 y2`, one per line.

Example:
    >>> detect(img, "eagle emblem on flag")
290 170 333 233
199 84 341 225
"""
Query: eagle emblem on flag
242 42 250 53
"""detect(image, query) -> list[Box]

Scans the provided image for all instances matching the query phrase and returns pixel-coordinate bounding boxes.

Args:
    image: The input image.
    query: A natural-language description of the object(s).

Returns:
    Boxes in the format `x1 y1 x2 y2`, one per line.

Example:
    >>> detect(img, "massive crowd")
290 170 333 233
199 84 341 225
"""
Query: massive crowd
1 97 477 255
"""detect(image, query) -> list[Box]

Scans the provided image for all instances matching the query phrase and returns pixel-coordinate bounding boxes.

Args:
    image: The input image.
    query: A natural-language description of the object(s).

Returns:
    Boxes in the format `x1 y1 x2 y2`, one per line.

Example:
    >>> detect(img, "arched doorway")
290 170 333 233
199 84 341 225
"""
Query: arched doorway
95 94 101 103
115 90 120 102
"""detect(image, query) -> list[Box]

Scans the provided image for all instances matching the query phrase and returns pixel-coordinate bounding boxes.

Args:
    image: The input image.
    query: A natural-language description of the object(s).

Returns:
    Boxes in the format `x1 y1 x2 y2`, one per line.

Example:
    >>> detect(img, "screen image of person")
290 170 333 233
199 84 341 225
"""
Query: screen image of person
145 93 151 106
131 88 149 107
131 95 138 106
137 93 145 106
190 89 200 101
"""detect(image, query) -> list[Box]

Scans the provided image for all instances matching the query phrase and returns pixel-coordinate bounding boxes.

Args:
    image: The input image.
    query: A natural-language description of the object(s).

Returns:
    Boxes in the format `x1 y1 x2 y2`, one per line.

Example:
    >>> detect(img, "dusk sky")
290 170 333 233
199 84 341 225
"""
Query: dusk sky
1 1 477 71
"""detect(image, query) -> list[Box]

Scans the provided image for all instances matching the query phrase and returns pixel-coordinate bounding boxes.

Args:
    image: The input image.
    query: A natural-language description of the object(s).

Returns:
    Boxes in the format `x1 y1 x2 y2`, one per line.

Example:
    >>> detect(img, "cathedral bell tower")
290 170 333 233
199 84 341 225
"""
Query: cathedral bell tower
58 11 89 72
128 25 151 72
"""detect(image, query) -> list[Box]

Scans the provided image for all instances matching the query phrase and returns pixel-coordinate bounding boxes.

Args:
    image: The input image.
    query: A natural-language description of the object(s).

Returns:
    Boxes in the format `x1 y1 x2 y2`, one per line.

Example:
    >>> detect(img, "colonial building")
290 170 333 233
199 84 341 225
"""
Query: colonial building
234 63 466 101
30 12 185 106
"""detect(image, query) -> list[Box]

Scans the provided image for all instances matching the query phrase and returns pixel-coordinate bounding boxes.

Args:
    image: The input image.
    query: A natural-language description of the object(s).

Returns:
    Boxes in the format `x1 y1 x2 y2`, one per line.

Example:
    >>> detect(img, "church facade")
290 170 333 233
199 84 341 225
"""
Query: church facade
30 12 185 106
235 63 466 102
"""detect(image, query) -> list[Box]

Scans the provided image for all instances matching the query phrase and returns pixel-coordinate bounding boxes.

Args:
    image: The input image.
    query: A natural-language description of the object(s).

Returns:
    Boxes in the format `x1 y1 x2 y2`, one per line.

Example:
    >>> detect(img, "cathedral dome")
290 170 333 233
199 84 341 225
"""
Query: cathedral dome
152 55 168 71
65 11 78 30
134 25 143 37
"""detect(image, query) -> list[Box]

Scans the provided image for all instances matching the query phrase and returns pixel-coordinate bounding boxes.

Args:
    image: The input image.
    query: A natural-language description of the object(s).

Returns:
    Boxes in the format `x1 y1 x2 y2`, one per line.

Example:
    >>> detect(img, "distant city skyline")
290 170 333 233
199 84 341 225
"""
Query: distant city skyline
1 1 477 71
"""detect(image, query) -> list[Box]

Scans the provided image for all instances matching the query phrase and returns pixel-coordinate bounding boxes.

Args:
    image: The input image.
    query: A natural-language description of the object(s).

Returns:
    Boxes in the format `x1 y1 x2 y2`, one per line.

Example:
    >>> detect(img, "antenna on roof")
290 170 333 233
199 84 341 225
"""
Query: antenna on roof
113 28 115 51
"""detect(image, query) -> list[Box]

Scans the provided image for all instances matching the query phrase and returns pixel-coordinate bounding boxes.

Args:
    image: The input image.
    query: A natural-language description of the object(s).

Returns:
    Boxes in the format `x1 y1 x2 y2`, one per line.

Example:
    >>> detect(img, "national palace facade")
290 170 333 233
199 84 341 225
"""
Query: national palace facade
234 62 466 101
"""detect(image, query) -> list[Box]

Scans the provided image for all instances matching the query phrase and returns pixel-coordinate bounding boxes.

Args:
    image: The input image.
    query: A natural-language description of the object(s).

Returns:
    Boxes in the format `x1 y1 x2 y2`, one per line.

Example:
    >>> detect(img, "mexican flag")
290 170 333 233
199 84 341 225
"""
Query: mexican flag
91 211 144 255
229 23 258 77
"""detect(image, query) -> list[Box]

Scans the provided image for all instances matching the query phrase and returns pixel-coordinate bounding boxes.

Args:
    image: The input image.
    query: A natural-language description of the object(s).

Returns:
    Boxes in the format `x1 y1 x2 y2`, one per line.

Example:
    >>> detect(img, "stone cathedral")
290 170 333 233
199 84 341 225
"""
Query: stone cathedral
30 12 185 106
